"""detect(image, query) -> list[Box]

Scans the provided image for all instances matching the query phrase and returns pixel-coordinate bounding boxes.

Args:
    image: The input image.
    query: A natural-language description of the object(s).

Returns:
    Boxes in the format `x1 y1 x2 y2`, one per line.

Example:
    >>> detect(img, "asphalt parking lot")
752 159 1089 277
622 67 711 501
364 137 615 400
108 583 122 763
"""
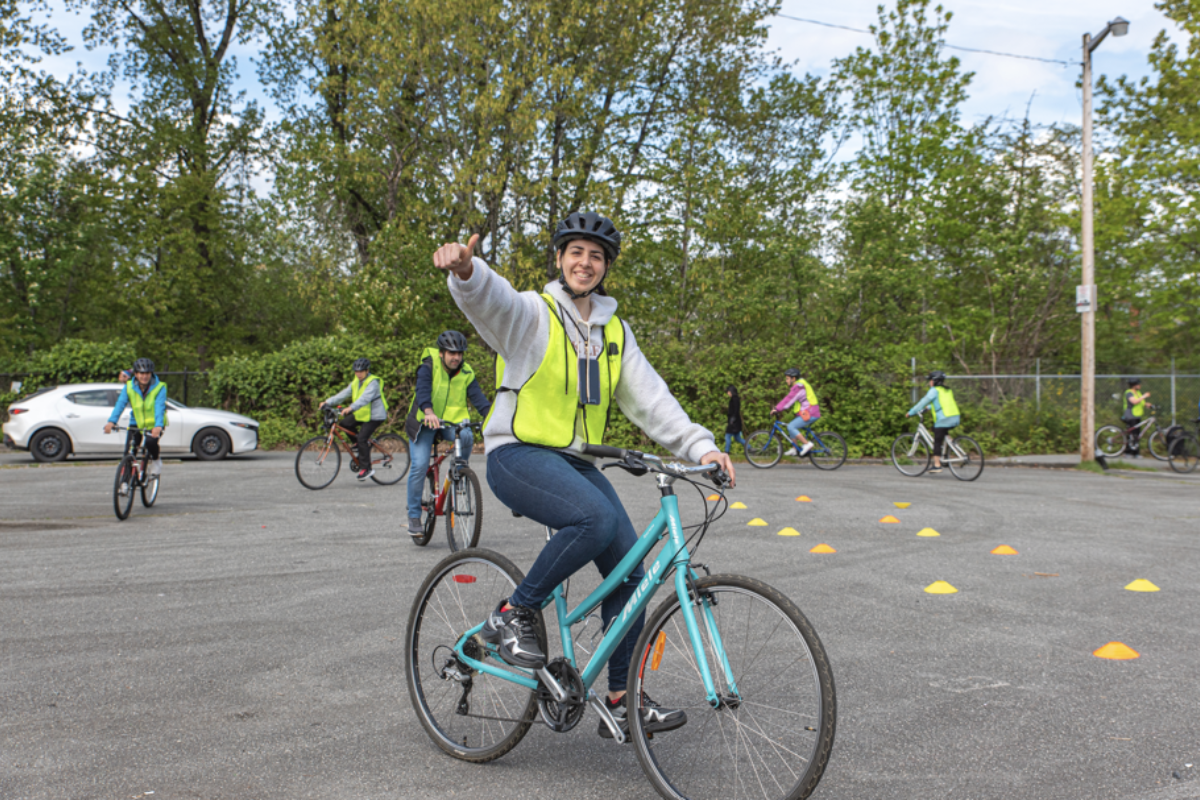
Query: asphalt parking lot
1 450 1198 800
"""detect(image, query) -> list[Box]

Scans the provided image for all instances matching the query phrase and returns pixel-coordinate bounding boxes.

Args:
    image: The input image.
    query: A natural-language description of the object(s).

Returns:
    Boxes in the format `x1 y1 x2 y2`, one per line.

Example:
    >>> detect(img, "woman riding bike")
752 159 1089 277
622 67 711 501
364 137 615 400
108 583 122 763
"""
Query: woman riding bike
433 211 736 740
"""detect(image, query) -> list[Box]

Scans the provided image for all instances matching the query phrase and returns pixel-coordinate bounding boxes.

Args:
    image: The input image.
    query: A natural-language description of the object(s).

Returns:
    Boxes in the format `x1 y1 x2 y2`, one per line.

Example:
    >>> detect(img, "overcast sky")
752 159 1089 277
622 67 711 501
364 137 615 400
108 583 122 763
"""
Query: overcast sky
33 0 1184 133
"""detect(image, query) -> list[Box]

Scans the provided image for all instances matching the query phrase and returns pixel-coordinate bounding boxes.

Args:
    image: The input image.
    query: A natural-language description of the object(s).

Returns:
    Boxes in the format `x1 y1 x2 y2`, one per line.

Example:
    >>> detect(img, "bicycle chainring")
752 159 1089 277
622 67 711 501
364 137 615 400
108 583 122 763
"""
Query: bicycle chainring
536 658 586 733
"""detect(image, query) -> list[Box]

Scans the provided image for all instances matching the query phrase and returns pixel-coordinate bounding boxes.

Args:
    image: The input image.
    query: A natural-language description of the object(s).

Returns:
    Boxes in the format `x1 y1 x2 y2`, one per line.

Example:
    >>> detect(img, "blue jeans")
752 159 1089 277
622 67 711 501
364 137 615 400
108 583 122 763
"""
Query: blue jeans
487 443 645 692
724 432 746 453
786 415 815 439
406 425 474 520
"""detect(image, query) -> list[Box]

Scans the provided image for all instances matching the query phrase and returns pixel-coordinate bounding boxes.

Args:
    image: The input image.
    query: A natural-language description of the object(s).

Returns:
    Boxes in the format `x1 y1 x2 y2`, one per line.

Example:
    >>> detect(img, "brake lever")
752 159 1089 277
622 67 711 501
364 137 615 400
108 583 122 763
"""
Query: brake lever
600 455 649 478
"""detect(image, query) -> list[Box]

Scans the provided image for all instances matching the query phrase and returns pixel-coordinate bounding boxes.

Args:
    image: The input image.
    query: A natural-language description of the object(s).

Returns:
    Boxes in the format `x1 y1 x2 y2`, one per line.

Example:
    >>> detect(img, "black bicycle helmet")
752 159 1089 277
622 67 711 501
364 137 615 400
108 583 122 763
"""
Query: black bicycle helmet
1127 377 1141 387
132 358 155 374
437 330 468 353
353 357 370 371
784 367 801 379
927 370 947 386
552 211 621 262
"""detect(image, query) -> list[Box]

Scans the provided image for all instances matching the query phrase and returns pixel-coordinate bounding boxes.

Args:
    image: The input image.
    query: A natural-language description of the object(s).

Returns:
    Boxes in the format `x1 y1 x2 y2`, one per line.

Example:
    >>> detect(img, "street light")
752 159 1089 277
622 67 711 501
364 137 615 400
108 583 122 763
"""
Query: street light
1079 15 1129 462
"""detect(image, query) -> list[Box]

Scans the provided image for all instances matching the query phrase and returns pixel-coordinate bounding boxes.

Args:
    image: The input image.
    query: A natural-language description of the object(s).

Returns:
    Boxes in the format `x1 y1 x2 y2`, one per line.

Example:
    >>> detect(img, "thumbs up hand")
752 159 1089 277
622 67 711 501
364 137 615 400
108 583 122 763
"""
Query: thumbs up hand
433 234 480 280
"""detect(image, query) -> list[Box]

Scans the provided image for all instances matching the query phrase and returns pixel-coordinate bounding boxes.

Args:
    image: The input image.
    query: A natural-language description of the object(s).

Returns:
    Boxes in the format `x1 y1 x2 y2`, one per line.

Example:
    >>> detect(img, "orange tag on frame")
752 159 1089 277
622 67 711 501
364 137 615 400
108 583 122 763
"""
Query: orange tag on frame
651 631 667 671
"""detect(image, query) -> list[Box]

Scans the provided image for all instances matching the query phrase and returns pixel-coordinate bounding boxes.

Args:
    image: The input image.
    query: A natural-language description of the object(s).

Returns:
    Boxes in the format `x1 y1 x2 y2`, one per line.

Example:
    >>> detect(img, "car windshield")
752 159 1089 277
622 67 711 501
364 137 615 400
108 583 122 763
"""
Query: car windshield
18 386 57 402
167 397 188 408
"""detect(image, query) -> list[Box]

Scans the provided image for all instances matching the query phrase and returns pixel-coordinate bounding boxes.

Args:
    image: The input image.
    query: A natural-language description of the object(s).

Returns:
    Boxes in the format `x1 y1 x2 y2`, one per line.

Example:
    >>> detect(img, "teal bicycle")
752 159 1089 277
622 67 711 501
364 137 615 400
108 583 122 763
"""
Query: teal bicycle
405 444 836 800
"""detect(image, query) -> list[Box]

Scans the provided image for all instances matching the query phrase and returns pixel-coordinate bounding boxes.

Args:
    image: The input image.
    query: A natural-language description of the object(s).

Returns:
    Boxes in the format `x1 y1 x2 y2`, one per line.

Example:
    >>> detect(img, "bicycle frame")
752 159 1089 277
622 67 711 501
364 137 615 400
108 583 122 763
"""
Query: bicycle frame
910 418 968 464
424 423 476 518
1121 416 1156 437
450 484 737 709
768 419 831 454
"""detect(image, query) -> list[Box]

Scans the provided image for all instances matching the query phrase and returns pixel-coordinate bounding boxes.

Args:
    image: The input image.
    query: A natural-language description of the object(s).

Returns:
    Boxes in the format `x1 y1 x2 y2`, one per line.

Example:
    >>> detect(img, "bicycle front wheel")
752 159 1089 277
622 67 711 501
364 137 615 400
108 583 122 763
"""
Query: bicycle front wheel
1096 425 1126 458
295 436 340 490
412 470 437 547
1169 432 1200 474
1147 429 1170 461
113 458 135 520
446 466 483 552
808 431 847 470
370 433 410 485
141 473 160 507
947 435 984 481
891 434 930 476
630 574 836 800
744 430 782 469
406 548 544 763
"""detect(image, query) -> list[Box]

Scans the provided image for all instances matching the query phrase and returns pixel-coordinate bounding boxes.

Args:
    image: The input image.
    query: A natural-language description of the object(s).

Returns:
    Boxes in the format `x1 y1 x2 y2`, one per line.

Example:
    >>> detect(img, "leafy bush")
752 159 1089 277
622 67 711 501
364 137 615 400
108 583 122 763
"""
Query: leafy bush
2 339 137 421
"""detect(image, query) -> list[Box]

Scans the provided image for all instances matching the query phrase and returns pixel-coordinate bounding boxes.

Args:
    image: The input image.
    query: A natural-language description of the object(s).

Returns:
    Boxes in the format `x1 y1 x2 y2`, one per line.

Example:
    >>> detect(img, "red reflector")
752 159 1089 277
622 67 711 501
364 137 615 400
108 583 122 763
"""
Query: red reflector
453 575 477 584
10 408 27 415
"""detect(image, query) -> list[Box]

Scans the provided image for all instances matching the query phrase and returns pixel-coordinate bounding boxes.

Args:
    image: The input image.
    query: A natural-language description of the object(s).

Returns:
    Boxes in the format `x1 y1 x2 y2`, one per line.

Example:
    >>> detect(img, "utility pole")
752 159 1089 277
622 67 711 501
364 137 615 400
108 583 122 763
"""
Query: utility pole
1079 16 1129 462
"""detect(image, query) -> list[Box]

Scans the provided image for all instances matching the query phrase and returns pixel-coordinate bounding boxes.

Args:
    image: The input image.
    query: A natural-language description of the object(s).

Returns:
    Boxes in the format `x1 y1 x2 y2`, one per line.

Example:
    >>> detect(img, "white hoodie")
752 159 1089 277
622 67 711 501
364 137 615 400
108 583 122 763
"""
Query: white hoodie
447 258 719 464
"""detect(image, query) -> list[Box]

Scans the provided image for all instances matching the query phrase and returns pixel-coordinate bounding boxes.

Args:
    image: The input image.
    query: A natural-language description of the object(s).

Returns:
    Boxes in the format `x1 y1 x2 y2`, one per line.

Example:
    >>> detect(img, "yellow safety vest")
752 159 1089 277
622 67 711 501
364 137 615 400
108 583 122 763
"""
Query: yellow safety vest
488 294 625 448
790 379 819 416
413 348 474 424
934 386 960 422
125 380 168 429
351 374 388 422
1124 390 1146 419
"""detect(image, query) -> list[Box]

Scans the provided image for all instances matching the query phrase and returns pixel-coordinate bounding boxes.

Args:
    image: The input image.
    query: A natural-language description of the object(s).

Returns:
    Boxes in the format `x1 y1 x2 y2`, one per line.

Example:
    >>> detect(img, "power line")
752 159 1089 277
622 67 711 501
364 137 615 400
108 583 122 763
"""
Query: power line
775 13 1079 66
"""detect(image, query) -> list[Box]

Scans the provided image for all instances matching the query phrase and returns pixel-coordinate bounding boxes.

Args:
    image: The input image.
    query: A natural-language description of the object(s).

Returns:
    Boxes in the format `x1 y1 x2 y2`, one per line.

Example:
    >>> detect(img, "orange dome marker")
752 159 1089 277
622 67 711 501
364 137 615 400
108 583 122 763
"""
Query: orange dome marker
924 580 958 594
809 543 836 553
796 495 813 502
706 494 720 501
917 528 940 537
879 515 900 524
1093 641 1140 660
894 502 911 509
777 527 800 537
991 545 1019 555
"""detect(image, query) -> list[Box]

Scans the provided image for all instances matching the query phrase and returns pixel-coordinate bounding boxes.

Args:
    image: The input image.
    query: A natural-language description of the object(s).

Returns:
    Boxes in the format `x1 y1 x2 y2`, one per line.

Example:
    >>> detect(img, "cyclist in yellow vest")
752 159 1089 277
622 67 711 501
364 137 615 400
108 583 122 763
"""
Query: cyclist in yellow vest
1122 378 1153 455
320 357 389 481
104 358 166 476
403 331 492 534
907 370 961 474
772 367 821 456
434 211 735 742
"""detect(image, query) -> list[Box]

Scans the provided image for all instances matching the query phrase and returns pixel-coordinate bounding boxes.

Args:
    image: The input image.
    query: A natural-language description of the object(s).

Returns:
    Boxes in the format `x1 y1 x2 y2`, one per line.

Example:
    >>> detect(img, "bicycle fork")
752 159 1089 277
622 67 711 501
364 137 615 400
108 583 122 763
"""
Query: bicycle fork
674 564 740 708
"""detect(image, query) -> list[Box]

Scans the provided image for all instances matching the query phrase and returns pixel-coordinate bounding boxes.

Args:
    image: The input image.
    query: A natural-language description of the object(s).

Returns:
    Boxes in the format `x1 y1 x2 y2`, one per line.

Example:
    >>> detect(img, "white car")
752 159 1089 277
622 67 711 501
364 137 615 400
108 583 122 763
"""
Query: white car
3 383 259 462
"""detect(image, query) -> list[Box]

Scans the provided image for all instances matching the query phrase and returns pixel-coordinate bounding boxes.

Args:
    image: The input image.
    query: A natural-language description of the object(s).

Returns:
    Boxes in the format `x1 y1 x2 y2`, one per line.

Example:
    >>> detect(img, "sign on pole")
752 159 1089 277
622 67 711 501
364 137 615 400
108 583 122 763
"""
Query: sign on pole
1076 284 1097 313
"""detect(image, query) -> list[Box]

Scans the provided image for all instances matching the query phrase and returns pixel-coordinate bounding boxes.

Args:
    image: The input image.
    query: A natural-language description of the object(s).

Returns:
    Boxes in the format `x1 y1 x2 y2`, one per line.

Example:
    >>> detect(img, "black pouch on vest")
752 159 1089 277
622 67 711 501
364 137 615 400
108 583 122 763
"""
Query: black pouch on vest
579 357 601 405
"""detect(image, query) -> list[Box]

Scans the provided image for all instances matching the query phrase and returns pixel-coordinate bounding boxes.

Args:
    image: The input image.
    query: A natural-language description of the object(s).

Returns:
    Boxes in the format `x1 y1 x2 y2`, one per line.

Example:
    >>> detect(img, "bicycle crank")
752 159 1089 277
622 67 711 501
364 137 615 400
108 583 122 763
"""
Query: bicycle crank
536 658 586 732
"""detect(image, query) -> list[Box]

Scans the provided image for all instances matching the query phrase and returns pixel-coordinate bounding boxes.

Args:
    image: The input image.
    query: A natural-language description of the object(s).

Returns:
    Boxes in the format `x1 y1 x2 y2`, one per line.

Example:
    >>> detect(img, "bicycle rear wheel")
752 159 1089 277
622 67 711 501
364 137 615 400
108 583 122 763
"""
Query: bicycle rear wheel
1169 432 1200 474
412 470 437 546
808 432 846 470
446 466 483 552
630 574 836 800
890 434 930 476
744 430 782 468
113 458 135 520
947 435 984 481
369 433 410 485
1095 425 1126 458
406 548 544 763
141 473 160 507
1147 429 1170 461
295 436 340 490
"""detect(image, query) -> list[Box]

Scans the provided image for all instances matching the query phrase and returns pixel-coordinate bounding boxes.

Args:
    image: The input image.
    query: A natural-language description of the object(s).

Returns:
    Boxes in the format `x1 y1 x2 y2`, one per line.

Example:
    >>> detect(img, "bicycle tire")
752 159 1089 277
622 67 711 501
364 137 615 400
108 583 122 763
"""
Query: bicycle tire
446 466 483 552
1147 428 1170 461
629 573 836 800
1095 425 1126 458
141 473 160 507
369 433 410 485
406 548 544 763
890 434 931 476
744 430 782 468
1168 432 1200 474
947 435 984 481
113 458 135 520
808 431 847 470
295 436 340 490
412 470 437 546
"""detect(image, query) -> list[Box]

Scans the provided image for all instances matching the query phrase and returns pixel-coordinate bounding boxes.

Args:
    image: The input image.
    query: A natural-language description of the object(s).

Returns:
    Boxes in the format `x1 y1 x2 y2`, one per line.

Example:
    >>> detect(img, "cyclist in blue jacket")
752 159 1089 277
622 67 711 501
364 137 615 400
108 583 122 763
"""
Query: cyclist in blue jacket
105 358 167 476
907 370 960 474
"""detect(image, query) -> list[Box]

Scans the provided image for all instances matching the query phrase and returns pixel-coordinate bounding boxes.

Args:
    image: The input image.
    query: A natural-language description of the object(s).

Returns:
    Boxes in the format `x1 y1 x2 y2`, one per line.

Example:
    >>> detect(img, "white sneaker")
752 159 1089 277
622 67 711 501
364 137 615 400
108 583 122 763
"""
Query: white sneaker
150 459 163 476
798 442 814 456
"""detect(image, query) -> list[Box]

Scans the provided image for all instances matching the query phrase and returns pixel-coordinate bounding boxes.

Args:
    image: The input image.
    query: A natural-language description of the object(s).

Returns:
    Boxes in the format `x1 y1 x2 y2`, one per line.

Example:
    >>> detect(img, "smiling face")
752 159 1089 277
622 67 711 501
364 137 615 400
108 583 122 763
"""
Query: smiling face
135 371 152 388
557 239 608 295
441 350 463 371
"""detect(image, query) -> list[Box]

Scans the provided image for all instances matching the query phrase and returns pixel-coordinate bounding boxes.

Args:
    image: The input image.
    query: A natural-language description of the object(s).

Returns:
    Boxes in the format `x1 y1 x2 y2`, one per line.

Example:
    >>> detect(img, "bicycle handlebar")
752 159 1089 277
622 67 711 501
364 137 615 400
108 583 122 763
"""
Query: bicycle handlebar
582 443 730 487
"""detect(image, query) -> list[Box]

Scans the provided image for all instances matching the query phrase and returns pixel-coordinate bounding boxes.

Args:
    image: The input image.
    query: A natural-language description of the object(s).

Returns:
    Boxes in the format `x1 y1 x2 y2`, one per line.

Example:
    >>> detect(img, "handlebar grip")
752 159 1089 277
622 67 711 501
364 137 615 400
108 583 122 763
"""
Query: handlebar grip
582 444 627 460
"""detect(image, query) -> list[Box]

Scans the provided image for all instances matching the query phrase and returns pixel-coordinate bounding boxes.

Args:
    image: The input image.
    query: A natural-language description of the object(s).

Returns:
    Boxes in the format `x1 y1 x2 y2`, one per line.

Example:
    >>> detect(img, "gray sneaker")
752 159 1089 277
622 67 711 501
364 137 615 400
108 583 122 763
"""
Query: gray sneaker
408 517 424 536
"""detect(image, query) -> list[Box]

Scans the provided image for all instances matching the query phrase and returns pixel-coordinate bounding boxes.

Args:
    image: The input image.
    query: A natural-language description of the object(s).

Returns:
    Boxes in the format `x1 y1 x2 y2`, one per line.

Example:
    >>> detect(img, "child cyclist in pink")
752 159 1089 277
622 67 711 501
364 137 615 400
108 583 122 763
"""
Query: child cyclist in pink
773 367 821 456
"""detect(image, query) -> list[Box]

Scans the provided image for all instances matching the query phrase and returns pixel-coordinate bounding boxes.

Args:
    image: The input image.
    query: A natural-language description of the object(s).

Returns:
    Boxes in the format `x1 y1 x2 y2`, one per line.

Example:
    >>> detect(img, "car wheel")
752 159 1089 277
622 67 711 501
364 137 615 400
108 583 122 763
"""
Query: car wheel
192 428 231 461
30 428 71 463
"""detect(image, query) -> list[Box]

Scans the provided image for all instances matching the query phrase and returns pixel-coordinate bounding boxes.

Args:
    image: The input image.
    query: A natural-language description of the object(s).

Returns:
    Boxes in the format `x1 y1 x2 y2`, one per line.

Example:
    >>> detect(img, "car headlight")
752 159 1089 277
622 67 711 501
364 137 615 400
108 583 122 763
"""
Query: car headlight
229 421 258 431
